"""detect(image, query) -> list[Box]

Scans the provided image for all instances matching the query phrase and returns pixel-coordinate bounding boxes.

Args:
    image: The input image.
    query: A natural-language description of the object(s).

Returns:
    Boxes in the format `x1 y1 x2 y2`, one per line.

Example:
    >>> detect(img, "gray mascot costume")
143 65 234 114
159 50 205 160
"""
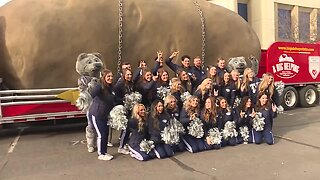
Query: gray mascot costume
75 53 104 153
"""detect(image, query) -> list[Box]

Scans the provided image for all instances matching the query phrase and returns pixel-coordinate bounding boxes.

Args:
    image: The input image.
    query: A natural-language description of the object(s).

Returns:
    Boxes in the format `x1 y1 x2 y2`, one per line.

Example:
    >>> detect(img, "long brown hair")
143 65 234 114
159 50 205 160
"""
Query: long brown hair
202 97 217 124
183 96 200 117
101 69 113 88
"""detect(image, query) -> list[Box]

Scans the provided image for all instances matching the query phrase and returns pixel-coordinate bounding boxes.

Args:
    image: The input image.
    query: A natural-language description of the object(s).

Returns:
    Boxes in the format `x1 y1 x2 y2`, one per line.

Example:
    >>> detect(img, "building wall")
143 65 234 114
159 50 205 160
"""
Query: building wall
208 0 320 49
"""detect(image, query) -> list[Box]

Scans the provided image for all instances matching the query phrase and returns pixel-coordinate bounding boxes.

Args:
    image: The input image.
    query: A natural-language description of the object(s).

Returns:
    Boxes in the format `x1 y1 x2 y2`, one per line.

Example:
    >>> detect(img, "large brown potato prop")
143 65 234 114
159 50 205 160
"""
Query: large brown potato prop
0 0 260 89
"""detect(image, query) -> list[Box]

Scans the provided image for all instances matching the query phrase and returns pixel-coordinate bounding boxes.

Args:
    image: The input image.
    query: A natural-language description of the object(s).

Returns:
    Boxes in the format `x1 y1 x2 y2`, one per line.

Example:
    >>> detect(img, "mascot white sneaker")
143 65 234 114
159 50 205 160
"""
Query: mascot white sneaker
75 52 104 153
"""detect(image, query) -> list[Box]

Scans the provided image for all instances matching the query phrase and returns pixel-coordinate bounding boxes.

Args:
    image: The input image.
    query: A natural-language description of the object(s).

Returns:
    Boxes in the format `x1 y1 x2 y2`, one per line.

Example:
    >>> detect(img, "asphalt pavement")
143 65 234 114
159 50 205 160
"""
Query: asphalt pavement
0 106 319 180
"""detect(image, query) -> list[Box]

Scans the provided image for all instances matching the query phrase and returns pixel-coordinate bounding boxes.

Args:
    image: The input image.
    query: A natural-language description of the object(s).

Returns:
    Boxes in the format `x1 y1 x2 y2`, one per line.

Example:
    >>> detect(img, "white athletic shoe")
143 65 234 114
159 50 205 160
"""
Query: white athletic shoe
98 154 114 161
118 148 130 155
87 147 95 153
107 142 113 147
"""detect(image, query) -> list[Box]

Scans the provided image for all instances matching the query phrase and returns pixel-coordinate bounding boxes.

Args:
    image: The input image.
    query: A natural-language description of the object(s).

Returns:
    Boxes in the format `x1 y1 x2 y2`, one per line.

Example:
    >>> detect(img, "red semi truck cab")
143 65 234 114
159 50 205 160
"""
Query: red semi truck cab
258 41 320 110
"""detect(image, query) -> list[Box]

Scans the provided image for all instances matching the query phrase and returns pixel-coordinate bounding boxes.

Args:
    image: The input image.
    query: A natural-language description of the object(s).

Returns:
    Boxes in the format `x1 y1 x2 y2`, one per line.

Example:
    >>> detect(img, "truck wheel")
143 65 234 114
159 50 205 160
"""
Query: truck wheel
299 85 319 108
281 86 298 110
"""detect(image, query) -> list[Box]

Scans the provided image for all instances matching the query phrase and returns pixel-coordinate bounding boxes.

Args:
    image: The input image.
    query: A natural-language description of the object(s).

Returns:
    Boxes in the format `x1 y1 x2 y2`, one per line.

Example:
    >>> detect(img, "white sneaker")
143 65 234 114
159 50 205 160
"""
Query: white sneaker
107 142 113 147
118 148 129 155
87 147 95 153
98 154 113 161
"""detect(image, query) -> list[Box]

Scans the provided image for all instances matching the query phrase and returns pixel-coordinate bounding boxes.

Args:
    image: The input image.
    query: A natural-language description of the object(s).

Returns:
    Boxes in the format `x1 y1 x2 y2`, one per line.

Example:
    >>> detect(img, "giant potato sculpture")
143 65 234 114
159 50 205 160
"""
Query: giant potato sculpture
0 0 260 89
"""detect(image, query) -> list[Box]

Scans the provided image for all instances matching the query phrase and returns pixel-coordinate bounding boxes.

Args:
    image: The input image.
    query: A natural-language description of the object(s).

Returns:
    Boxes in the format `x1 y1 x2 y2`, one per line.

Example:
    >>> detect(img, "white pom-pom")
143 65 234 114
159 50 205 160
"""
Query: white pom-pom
239 126 250 143
180 91 192 102
123 92 142 110
207 128 222 145
76 91 92 112
157 86 171 100
160 118 185 145
253 112 265 131
139 139 155 154
275 81 285 96
277 105 284 114
222 121 238 139
187 117 204 138
108 105 128 130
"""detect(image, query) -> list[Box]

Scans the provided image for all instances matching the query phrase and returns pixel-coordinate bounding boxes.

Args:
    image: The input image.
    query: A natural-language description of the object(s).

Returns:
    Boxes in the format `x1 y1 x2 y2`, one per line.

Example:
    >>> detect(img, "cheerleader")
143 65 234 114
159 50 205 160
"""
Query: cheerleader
230 69 241 106
128 104 153 161
216 96 237 146
220 72 236 107
180 96 206 153
147 99 174 158
253 93 277 145
234 96 255 144
114 68 134 154
258 72 280 106
135 68 157 108
206 65 221 97
156 68 170 88
240 68 260 105
193 78 213 109
170 77 183 111
177 70 194 93
88 69 116 161
200 97 221 150
164 95 186 152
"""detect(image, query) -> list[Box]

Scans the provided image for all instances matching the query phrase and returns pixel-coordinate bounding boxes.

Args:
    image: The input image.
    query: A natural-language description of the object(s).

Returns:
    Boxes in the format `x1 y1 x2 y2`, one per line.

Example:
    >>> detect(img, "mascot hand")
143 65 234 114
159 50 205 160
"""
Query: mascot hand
76 91 92 112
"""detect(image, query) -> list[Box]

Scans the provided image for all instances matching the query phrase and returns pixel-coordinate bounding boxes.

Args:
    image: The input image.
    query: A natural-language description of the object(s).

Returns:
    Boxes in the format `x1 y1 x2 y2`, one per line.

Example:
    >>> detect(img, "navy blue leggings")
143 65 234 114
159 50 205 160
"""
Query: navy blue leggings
90 115 109 155
171 140 186 152
119 128 130 148
237 130 254 144
153 143 174 159
253 129 274 145
182 134 206 153
204 140 221 150
222 137 237 147
128 145 151 161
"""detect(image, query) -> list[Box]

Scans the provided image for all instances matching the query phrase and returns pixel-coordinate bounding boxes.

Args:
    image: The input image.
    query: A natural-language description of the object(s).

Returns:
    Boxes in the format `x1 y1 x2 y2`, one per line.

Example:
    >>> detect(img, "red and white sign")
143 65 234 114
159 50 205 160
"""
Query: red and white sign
272 54 300 79
308 56 320 79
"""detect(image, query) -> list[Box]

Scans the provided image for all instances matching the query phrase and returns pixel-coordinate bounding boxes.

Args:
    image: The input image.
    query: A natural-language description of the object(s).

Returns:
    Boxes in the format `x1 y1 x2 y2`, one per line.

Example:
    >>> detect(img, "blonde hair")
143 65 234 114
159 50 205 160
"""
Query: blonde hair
241 68 254 92
164 95 177 110
183 96 200 117
258 72 274 97
231 69 241 89
131 103 146 132
170 77 182 93
195 78 212 96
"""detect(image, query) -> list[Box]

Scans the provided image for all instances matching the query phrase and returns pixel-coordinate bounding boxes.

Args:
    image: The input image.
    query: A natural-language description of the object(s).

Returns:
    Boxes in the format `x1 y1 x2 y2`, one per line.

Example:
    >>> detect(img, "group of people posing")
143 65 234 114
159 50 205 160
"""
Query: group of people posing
87 51 280 161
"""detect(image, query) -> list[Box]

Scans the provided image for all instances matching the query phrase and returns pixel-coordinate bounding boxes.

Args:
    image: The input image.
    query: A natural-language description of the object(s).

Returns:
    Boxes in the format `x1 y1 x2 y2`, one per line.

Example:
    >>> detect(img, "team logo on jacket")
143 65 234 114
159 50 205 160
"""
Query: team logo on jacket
272 54 300 79
308 56 320 79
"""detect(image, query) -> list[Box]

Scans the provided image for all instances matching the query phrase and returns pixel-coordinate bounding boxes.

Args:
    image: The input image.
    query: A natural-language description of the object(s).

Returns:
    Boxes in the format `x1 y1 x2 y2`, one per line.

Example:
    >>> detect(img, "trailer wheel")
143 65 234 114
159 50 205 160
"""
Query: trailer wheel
299 85 319 108
281 86 298 110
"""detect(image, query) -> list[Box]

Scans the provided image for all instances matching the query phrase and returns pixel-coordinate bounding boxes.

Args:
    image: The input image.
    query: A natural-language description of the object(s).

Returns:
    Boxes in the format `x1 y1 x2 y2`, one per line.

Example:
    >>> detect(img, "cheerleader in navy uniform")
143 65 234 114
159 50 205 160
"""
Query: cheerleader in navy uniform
180 96 206 153
135 68 157 108
234 96 255 144
230 70 242 106
128 103 153 161
156 68 170 89
164 95 186 152
170 78 183 111
258 73 280 106
177 70 194 93
193 78 213 109
216 96 237 146
253 93 277 145
88 69 116 161
206 65 221 97
200 97 221 150
240 68 260 105
114 68 134 154
147 99 174 158
220 72 236 107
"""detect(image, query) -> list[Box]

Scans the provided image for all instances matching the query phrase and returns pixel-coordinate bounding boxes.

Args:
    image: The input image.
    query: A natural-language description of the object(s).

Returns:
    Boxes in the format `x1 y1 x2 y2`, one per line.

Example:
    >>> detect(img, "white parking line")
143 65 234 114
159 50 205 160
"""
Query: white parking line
8 128 25 153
